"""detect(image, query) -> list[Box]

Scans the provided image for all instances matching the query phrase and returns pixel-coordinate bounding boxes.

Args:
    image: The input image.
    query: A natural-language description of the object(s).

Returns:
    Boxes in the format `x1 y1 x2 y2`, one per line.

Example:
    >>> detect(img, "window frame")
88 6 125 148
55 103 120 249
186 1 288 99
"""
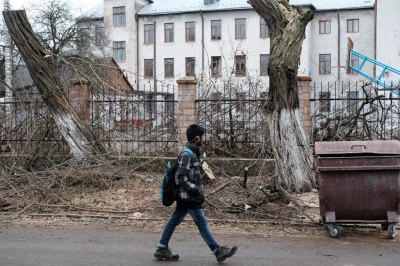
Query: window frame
235 55 246 76
95 27 105 46
113 6 126 27
319 91 331 113
113 41 126 61
185 22 196 42
164 23 174 43
211 56 222 77
319 20 331 34
260 54 270 76
144 59 154 78
79 27 90 48
164 58 174 78
260 18 269 38
347 19 359 33
185 57 196 77
211 20 221 40
319 54 331 75
235 18 246 39
349 54 360 74
144 24 154 44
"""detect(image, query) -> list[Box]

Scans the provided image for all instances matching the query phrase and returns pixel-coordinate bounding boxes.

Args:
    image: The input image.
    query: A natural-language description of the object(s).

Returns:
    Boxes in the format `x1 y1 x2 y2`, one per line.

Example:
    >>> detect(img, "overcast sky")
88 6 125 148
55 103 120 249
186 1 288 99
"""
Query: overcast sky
5 0 100 13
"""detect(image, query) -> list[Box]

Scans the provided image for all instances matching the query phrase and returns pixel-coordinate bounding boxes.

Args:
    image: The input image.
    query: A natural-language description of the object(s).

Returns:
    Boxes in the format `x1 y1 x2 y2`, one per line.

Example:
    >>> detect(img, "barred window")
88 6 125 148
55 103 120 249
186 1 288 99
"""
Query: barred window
319 91 331 112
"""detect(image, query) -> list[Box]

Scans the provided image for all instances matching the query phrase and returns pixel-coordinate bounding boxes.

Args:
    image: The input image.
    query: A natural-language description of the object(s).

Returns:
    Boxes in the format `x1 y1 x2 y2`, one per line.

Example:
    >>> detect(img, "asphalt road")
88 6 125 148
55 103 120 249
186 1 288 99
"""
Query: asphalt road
0 226 400 266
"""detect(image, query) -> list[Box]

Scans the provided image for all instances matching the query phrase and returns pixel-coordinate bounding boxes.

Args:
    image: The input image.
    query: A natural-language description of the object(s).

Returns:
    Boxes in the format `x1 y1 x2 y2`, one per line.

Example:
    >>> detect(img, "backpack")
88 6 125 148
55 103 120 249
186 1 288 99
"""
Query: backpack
160 147 195 206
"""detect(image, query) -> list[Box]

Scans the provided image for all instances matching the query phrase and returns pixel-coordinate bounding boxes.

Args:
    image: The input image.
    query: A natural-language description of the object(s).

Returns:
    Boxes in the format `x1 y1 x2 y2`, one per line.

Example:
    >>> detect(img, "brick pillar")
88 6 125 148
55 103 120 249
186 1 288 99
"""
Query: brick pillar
69 79 91 125
177 77 197 151
297 74 312 141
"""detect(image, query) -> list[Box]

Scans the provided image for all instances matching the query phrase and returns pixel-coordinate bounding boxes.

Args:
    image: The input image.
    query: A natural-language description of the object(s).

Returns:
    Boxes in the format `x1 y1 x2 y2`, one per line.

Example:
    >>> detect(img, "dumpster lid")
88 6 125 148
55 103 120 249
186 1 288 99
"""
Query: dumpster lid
314 140 400 155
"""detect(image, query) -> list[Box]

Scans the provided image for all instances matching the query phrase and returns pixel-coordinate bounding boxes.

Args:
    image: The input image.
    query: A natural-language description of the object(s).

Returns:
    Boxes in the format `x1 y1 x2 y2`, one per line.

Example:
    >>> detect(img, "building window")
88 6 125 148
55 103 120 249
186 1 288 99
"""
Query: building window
144 59 154 77
211 56 221 77
164 58 174 78
79 28 90 48
319 91 331 112
113 6 126 27
319 20 331 34
113 41 126 61
164 23 174 43
319 54 331 75
185 57 196 76
185 22 195 42
347 91 358 113
235 18 246 39
210 92 222 112
260 17 269 38
236 92 246 113
144 24 154 44
95 27 105 46
211 20 221 40
260 54 269 76
347 19 359 33
350 54 360 74
235 55 246 76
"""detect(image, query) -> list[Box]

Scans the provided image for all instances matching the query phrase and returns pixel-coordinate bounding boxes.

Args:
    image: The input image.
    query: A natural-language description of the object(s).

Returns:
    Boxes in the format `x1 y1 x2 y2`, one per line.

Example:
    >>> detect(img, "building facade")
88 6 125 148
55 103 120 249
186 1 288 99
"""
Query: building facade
80 0 400 94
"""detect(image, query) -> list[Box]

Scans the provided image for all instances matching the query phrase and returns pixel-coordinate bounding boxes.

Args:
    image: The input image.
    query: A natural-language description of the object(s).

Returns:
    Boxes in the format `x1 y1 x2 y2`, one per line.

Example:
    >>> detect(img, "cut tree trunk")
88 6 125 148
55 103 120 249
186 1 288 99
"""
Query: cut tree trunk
3 10 107 160
248 0 314 191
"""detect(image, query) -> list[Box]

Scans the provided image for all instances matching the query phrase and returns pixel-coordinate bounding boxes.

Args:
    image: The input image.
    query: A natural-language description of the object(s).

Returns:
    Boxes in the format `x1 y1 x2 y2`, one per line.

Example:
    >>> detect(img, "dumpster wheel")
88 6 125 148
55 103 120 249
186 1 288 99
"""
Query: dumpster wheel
388 224 396 239
327 224 341 238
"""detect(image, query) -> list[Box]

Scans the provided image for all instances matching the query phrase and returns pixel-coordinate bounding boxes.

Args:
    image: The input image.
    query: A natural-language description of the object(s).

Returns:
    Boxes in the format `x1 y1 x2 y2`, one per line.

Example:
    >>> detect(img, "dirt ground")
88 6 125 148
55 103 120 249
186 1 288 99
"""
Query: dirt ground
1 167 394 243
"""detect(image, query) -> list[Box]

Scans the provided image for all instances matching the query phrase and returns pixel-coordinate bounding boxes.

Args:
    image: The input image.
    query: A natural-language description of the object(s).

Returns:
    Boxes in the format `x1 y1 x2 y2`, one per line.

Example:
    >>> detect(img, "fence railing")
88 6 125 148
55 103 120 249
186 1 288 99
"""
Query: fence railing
2 81 400 158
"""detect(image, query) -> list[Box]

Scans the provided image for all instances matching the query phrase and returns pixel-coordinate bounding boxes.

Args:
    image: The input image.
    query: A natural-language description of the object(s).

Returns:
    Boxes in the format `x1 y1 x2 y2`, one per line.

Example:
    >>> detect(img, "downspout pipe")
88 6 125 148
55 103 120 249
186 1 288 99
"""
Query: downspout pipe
337 9 341 82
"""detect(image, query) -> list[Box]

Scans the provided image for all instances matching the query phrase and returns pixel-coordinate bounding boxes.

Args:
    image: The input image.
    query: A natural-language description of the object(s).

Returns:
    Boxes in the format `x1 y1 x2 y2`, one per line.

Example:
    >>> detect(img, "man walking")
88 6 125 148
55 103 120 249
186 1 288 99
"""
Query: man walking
154 124 238 263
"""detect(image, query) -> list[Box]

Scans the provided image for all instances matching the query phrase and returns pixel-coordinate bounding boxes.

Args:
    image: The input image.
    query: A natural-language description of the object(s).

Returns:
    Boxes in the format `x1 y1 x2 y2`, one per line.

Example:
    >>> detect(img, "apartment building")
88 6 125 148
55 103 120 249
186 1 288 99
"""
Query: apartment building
80 0 400 93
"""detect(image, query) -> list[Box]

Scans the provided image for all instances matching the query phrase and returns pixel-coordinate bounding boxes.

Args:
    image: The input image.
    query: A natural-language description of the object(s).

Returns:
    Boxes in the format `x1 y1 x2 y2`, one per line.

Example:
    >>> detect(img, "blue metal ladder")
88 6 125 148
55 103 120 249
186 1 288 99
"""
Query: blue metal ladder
349 50 400 95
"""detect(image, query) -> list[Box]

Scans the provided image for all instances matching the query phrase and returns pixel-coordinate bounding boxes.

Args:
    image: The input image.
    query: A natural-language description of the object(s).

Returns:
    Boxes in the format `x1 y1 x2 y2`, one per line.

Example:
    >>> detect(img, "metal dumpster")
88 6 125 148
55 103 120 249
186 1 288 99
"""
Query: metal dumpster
313 140 400 238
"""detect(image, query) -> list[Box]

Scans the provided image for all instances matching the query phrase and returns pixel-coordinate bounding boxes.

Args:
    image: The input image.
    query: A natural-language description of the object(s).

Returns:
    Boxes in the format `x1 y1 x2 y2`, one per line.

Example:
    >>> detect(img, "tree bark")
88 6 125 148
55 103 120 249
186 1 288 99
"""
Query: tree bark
248 0 314 191
3 10 107 160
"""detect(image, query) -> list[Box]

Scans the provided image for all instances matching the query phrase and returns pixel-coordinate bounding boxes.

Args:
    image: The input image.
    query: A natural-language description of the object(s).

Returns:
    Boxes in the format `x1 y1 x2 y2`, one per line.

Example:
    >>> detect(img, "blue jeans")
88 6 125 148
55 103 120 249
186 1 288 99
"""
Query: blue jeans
158 205 219 252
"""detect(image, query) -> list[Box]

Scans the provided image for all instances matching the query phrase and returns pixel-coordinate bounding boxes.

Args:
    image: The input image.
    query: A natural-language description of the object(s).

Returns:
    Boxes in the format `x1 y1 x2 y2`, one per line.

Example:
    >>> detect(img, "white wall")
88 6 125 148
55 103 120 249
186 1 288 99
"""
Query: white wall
137 9 270 94
307 9 375 85
376 0 400 85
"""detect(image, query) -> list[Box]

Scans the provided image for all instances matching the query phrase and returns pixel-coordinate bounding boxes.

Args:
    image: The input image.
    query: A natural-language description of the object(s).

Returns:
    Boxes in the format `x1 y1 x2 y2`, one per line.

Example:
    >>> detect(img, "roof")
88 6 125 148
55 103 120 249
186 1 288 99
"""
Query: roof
138 0 252 15
291 0 374 11
81 0 375 18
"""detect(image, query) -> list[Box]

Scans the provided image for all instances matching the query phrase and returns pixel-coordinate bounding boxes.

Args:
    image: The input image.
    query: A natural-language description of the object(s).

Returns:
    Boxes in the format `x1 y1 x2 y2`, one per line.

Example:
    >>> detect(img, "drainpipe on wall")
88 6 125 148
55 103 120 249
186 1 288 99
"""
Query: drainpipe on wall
337 9 341 82
136 13 140 91
373 1 377 77
200 10 205 74
153 20 157 117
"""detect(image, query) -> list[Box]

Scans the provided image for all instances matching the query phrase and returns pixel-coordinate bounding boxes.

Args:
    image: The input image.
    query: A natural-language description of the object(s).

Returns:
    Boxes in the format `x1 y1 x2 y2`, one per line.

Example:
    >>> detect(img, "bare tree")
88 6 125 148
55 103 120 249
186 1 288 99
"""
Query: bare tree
3 10 107 160
248 0 314 191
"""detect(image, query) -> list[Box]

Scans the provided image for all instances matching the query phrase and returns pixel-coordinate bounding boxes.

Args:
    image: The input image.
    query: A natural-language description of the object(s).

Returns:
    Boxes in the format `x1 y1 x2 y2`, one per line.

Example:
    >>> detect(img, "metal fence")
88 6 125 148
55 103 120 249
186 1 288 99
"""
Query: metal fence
310 81 400 141
2 81 400 158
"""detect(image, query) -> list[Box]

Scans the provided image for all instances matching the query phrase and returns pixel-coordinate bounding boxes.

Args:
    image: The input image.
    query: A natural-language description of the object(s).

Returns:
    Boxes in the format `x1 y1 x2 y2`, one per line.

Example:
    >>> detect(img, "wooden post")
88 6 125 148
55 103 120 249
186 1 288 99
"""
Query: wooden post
177 77 197 151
